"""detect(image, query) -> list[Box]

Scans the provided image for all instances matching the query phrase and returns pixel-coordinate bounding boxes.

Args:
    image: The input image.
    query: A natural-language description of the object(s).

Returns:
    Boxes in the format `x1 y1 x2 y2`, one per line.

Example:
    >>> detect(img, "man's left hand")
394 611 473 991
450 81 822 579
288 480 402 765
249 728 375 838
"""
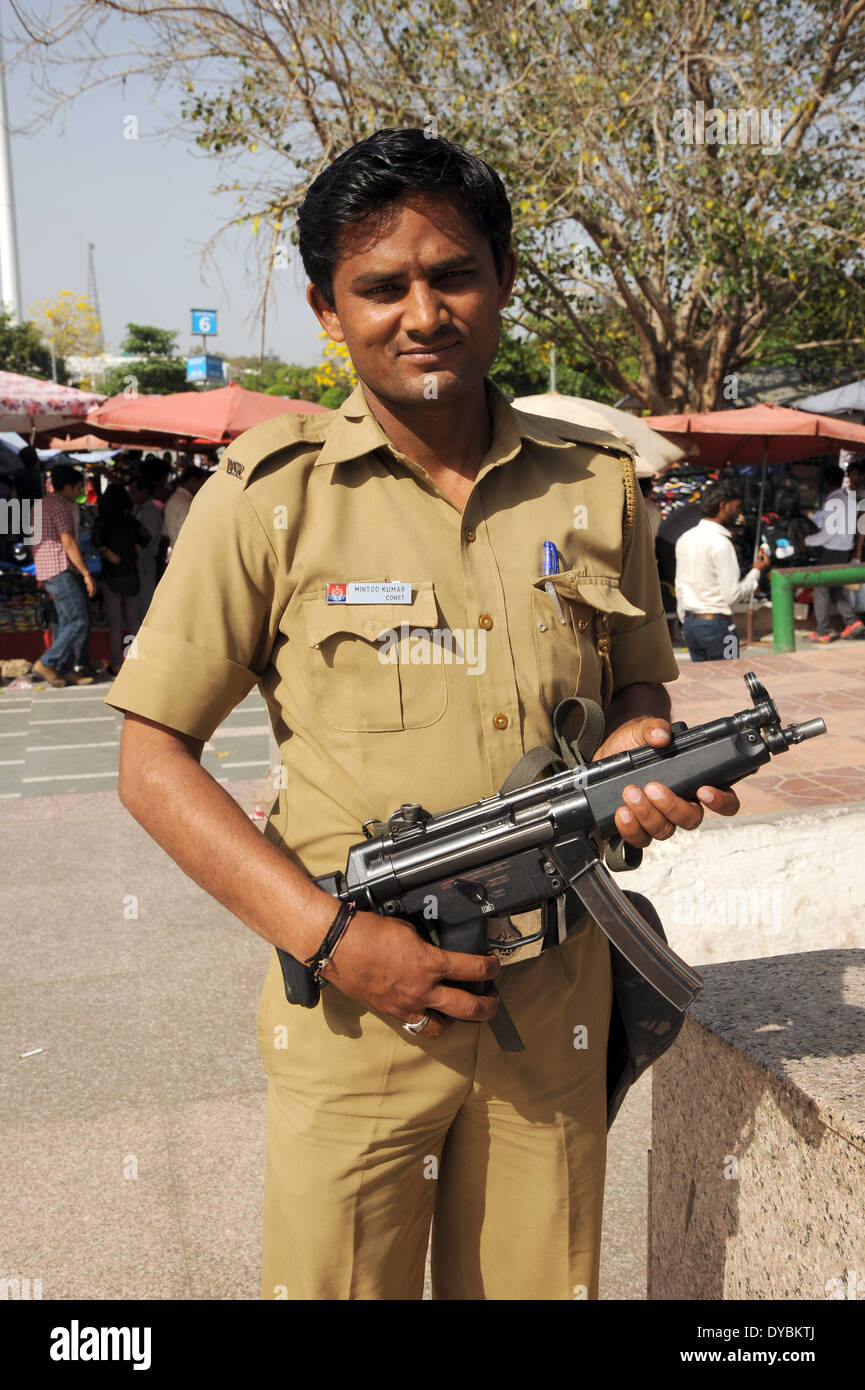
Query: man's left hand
592 715 740 850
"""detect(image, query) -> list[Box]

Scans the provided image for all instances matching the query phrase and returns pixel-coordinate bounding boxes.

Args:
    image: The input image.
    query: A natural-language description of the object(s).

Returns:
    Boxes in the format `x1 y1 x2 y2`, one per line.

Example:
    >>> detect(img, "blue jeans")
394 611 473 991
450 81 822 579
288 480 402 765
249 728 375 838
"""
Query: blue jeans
683 614 739 662
41 569 91 671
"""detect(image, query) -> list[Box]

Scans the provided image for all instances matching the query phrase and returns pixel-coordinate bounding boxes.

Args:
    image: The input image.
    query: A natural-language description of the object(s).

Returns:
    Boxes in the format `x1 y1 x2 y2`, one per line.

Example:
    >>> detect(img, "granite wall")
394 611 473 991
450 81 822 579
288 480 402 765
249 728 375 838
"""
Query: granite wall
648 950 865 1300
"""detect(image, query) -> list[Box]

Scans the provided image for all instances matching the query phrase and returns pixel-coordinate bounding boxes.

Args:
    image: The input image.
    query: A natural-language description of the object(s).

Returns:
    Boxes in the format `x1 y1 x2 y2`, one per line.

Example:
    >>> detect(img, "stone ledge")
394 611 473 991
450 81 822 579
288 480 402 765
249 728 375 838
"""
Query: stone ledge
649 950 865 1300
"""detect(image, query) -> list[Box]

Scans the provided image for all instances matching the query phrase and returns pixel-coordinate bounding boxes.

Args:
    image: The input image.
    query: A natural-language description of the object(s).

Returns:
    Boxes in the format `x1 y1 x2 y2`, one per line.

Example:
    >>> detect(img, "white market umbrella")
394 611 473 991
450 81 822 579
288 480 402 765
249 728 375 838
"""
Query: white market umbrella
514 391 689 476
794 380 865 416
0 371 105 435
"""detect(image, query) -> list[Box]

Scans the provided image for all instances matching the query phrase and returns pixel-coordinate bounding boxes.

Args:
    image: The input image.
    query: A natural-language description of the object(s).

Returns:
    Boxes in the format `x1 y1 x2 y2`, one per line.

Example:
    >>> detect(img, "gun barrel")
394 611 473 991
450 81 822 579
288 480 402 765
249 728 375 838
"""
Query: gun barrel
784 718 826 744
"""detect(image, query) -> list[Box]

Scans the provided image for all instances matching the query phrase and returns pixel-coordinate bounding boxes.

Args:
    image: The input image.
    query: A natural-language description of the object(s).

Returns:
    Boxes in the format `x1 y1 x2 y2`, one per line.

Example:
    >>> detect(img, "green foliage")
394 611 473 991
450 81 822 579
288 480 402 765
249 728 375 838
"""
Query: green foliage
102 358 192 397
175 0 865 410
102 323 194 395
226 356 331 402
747 265 865 385
120 323 180 357
491 323 620 402
316 385 350 408
0 311 68 382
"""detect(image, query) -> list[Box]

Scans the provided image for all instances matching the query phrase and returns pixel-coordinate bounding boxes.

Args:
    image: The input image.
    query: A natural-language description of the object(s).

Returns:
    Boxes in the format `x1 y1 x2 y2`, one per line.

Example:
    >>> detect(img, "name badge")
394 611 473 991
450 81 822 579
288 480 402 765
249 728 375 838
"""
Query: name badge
326 581 412 605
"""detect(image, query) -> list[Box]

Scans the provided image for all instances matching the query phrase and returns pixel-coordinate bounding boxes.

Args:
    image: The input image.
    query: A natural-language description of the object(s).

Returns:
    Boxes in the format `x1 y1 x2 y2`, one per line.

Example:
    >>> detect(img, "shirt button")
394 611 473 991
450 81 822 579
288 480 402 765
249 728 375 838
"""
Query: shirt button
493 713 509 730
479 613 494 630
577 617 589 631
464 527 477 543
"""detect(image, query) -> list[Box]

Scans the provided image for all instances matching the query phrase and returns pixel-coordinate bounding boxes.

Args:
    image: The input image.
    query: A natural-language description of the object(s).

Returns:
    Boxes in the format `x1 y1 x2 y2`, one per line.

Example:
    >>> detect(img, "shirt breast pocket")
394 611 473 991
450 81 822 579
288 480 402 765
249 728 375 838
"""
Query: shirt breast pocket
531 575 612 713
301 582 448 732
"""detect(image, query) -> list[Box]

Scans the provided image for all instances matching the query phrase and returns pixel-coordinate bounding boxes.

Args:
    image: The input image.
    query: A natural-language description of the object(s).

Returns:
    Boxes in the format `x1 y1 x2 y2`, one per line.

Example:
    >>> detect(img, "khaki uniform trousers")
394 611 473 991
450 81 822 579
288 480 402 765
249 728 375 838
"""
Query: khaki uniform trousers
257 914 613 1301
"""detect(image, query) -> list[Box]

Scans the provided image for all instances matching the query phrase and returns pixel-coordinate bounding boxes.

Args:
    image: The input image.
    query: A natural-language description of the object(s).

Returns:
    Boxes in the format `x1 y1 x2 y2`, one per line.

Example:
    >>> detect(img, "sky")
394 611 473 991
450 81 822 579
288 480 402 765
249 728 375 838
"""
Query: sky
2 8 324 365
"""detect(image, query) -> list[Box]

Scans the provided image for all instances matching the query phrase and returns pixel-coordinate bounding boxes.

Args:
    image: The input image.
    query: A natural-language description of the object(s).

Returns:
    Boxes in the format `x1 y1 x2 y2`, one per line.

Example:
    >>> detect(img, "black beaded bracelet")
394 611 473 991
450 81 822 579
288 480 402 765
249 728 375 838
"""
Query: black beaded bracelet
304 900 357 984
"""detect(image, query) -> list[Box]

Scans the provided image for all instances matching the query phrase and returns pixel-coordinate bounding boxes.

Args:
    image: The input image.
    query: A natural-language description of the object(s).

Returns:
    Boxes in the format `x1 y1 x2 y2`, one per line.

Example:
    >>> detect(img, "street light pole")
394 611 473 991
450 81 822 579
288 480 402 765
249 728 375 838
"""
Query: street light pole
0 30 22 323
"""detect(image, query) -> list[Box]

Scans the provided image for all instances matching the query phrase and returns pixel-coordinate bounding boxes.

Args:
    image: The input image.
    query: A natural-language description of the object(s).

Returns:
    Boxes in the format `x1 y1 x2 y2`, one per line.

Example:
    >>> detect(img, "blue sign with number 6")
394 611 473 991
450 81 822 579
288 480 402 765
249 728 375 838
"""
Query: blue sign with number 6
191 309 218 336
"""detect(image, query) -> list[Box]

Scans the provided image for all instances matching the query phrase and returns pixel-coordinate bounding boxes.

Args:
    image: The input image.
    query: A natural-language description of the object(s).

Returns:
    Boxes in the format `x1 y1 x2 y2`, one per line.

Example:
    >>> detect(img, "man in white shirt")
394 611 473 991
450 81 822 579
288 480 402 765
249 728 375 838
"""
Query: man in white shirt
804 462 864 642
163 466 207 557
675 481 770 661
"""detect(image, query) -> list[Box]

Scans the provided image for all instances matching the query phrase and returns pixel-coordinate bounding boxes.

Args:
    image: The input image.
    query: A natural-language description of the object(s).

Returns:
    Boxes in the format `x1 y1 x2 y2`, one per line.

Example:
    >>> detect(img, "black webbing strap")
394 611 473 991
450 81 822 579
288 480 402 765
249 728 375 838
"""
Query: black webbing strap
498 697 642 873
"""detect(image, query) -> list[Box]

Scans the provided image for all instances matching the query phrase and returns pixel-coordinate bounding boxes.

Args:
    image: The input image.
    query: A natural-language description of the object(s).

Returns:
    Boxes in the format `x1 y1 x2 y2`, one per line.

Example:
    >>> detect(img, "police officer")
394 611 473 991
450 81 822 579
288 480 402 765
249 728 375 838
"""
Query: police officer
106 128 741 1301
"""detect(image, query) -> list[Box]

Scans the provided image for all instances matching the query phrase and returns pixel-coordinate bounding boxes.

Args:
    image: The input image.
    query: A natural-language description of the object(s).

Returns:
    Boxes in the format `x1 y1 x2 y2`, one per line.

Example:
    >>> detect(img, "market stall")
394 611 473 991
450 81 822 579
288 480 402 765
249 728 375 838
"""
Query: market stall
646 404 865 643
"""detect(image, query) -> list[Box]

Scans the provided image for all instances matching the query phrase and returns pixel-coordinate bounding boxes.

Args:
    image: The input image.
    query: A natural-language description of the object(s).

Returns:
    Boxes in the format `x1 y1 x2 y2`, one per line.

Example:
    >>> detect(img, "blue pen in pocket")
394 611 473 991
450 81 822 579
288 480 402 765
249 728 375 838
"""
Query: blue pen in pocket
542 541 567 624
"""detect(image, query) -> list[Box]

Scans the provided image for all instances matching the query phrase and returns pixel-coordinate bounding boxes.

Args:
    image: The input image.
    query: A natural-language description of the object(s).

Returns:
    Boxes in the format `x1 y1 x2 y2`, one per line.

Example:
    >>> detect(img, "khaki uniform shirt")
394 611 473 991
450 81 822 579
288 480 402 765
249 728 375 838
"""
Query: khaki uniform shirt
104 378 679 881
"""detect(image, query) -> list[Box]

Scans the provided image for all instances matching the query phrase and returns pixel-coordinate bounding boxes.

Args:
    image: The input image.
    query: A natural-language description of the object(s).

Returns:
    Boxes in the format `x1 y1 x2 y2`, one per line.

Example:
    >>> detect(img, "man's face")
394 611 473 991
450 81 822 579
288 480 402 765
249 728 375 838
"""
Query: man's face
719 498 742 526
307 190 517 406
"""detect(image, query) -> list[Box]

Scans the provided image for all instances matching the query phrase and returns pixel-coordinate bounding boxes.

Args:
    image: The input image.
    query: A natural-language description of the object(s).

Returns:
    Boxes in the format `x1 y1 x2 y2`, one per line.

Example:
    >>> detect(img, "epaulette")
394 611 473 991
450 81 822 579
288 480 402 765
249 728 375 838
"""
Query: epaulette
218 410 333 488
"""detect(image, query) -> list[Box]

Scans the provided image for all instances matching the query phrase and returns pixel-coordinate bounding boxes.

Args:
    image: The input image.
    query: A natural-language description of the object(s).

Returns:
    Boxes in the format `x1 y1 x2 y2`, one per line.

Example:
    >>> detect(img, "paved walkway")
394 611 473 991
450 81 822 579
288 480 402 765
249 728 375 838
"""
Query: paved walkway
669 641 864 815
0 680 270 800
0 640 860 1300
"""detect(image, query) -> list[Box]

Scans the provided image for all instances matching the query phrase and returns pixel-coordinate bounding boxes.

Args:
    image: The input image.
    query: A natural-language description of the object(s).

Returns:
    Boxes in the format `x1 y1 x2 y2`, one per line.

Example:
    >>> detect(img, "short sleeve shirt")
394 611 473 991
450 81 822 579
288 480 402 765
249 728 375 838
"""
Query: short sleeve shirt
104 378 679 877
32 492 74 582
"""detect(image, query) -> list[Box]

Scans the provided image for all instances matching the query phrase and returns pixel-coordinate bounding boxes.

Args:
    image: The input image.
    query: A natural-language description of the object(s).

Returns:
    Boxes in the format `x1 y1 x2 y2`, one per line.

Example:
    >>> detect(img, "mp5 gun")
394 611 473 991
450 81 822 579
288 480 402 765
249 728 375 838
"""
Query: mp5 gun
277 672 825 1049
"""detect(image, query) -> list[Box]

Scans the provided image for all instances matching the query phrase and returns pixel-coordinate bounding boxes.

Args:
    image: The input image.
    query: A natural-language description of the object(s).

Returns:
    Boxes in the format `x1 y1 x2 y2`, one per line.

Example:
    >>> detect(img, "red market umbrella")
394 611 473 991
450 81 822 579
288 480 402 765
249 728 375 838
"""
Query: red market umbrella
645 402 865 467
0 371 105 435
646 404 865 645
86 382 329 447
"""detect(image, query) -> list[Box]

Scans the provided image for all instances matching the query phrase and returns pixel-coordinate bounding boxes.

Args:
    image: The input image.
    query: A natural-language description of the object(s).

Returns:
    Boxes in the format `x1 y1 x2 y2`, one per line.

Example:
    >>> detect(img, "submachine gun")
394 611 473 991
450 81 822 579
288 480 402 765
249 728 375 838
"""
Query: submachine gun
277 673 825 1049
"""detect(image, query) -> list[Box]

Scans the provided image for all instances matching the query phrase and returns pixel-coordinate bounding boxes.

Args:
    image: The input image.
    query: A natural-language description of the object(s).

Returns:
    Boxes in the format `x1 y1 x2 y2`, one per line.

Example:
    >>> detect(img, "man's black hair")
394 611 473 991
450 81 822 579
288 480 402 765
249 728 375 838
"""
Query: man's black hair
297 127 513 309
130 473 154 496
139 455 170 484
50 463 84 494
823 463 844 490
178 466 206 487
699 477 743 518
98 481 132 521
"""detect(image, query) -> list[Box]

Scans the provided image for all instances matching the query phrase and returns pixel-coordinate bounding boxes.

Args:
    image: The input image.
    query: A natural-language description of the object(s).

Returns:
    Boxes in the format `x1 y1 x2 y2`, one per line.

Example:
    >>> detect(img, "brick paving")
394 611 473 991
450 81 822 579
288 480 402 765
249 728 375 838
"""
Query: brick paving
668 642 865 816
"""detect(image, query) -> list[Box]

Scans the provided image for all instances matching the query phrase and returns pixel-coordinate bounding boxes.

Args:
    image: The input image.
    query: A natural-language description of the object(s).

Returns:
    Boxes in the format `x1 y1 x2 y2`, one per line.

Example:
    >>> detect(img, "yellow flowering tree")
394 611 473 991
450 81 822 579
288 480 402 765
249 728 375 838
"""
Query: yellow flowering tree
314 333 357 407
30 291 103 361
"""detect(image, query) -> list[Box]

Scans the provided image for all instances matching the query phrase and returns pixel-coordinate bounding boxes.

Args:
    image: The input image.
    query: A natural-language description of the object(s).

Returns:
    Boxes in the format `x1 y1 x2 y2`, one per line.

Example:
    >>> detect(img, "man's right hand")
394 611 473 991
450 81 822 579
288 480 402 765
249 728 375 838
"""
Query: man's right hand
82 572 96 597
319 909 501 1040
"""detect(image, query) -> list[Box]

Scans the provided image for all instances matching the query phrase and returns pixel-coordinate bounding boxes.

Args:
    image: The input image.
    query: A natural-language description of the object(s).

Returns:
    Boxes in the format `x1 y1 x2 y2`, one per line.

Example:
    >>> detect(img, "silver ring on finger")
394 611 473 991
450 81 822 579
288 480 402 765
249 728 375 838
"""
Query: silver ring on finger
402 1011 431 1035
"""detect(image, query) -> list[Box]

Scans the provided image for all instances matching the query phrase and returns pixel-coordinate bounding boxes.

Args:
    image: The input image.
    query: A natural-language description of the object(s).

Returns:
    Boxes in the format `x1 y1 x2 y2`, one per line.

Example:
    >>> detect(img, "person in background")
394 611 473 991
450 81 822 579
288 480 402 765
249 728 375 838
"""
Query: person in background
29 464 96 687
163 466 207 559
804 462 863 642
638 475 662 543
849 461 864 565
675 479 770 661
139 454 171 507
128 474 164 621
13 444 42 506
92 482 151 676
